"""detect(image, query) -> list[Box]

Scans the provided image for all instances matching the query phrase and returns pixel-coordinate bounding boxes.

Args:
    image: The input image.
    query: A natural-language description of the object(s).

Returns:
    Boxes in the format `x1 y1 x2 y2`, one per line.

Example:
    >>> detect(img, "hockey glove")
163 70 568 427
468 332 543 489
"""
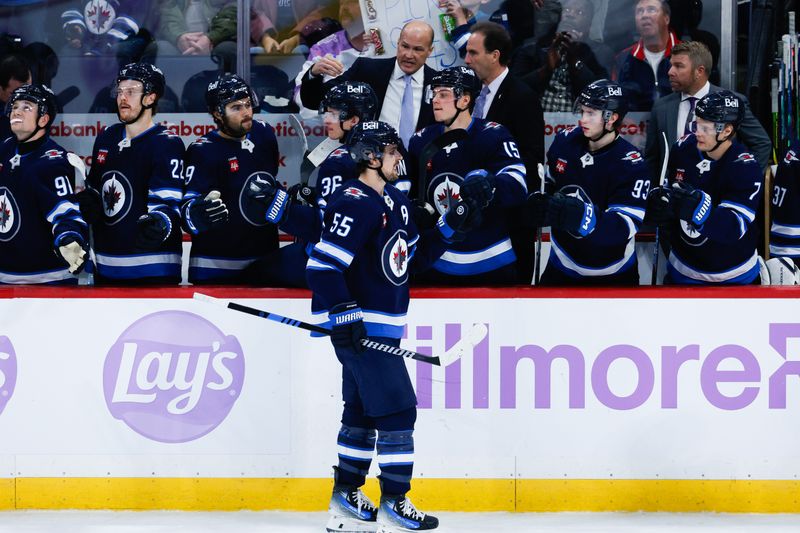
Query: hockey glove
436 201 478 243
525 192 550 228
244 174 290 225
329 301 368 354
182 190 229 234
411 199 438 230
643 186 674 227
287 183 316 207
75 186 103 224
460 169 496 210
547 192 596 237
670 182 712 227
135 210 172 250
55 232 88 274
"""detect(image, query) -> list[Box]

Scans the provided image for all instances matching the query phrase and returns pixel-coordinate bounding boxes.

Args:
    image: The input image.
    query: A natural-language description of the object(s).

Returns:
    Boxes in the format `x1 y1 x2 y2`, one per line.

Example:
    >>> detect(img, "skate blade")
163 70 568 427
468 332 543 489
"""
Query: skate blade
325 514 378 533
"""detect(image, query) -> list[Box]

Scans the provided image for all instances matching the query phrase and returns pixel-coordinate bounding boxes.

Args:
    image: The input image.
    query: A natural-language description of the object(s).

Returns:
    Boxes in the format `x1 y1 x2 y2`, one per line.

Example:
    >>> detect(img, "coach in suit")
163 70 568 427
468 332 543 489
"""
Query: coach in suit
299 20 437 148
646 40 771 173
465 21 545 284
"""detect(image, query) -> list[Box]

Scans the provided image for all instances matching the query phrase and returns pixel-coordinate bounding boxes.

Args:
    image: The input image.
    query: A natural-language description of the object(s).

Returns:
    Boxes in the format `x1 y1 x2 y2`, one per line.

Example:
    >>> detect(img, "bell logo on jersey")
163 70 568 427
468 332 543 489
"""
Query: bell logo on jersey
103 310 245 443
555 158 568 174
0 188 21 241
429 173 462 215
381 230 410 286
0 336 17 417
96 149 108 165
622 151 643 164
100 171 133 224
229 157 239 172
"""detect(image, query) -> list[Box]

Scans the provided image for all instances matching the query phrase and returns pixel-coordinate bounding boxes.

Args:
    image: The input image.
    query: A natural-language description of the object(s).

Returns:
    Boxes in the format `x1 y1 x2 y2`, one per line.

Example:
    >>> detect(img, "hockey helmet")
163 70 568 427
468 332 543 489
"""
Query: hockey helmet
114 62 165 99
347 121 401 164
574 79 628 122
5 83 58 128
695 90 745 133
428 66 483 103
320 81 378 122
205 73 260 116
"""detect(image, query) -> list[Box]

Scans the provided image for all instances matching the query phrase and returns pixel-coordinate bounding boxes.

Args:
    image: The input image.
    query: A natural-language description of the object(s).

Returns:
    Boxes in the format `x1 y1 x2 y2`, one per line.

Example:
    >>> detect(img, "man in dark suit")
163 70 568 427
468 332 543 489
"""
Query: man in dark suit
299 20 437 148
645 40 771 173
465 21 545 284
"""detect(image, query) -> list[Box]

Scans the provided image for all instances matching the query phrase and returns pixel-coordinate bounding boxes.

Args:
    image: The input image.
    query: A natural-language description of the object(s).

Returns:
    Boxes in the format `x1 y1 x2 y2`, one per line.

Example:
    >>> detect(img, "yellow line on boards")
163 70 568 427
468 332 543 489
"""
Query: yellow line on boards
2 478 799 513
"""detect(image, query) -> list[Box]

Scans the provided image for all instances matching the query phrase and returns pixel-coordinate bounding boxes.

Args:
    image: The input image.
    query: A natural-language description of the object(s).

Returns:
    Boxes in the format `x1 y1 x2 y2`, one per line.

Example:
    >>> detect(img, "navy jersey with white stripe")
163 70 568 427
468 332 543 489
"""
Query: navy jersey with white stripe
407 119 527 278
183 119 280 283
306 180 421 339
88 123 184 281
770 148 800 258
545 127 648 278
666 134 762 284
0 136 87 284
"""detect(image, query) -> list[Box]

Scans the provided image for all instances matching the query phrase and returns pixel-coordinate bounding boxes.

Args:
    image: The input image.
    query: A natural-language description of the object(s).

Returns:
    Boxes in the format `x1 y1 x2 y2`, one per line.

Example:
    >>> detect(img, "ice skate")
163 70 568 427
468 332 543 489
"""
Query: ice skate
376 494 438 532
325 484 378 533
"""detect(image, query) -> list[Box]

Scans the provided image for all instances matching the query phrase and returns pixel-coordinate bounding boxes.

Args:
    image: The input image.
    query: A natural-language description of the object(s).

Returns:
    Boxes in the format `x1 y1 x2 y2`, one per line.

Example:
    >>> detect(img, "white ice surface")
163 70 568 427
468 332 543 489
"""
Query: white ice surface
0 511 799 532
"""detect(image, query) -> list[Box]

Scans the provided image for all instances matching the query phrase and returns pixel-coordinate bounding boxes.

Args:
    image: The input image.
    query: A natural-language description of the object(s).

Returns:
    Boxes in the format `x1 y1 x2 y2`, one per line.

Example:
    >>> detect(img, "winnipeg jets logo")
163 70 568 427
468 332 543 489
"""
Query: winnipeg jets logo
8 154 20 170
84 0 115 35
785 150 799 164
240 172 277 226
696 159 712 174
381 230 410 286
736 153 756 164
679 219 708 246
580 152 594 168
330 148 348 159
484 121 502 130
343 187 368 199
100 171 132 224
0 188 21 241
41 149 63 160
241 138 254 153
622 151 643 163
430 174 462 215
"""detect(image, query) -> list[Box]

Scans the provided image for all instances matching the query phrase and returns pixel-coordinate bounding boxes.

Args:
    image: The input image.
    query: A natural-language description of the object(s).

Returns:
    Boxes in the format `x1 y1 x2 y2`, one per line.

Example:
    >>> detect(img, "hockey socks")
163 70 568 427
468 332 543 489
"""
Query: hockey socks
336 425 376 487
376 429 414 496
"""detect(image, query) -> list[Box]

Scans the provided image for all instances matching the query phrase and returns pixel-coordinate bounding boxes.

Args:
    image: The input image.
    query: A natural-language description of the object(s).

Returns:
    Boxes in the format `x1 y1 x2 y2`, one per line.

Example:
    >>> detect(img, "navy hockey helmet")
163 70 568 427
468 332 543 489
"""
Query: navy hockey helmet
5 83 58 128
115 62 165 99
695 90 745 133
347 121 401 165
574 79 628 122
428 66 483 104
320 81 378 121
205 73 260 116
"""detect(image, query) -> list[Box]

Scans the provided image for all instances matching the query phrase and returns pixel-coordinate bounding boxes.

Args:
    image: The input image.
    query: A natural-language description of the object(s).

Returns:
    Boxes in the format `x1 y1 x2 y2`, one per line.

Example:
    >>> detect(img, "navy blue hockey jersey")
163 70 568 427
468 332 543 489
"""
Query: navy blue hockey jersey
407 119 527 277
666 135 762 284
0 136 87 284
183 119 280 283
770 147 800 258
88 123 184 281
545 127 648 278
306 180 423 339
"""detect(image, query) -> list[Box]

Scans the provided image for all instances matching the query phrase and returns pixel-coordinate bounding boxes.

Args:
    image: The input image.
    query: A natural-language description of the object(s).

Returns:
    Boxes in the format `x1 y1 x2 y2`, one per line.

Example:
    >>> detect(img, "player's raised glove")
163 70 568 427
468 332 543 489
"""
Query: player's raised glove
287 183 316 207
643 186 673 226
670 181 712 227
524 191 550 228
329 301 368 354
182 190 229 234
135 210 172 250
75 186 103 224
460 169 495 210
547 192 596 237
436 200 479 243
412 199 438 230
55 232 89 274
244 174 290 224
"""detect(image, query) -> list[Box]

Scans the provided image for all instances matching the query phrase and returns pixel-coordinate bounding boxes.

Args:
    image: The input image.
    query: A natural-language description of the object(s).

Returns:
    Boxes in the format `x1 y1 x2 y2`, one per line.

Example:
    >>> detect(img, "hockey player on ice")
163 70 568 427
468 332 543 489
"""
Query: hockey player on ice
526 79 649 286
0 84 89 284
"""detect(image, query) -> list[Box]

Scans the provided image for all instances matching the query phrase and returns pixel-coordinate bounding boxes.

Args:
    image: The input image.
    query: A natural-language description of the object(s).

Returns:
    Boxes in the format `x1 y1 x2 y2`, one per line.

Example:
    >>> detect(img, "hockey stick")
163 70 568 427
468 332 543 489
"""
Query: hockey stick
288 114 314 192
650 132 670 286
416 128 469 202
193 293 487 367
533 162 545 285
67 152 94 286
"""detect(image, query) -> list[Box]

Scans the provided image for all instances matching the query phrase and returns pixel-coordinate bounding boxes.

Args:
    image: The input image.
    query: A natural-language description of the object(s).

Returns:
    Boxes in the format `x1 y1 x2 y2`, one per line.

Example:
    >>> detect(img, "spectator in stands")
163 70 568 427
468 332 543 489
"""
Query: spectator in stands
299 20 438 149
465 21 544 285
157 0 229 57
60 1 148 58
511 0 612 111
645 41 771 173
254 0 338 55
445 0 541 54
612 0 679 112
0 54 31 140
293 0 374 117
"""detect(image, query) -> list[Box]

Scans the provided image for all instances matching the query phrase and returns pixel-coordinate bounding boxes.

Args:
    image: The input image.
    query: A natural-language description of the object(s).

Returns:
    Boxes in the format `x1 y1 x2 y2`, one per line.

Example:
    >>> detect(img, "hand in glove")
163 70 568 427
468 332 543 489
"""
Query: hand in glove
75 187 103 224
55 233 89 274
412 199 438 230
287 183 316 207
436 200 480 242
135 210 172 250
525 191 550 228
182 190 229 234
460 169 495 210
329 301 368 353
547 192 596 237
643 186 673 227
244 174 290 224
670 181 712 227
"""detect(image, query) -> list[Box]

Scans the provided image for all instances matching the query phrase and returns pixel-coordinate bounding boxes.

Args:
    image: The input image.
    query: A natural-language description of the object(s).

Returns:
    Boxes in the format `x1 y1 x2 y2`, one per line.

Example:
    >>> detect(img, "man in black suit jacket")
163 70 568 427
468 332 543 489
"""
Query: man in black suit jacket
466 21 545 284
299 20 437 147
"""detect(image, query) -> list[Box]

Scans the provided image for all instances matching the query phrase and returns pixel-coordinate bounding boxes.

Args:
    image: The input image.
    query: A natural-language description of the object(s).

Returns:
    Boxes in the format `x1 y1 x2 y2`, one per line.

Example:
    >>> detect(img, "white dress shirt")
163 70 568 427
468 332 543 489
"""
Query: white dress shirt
676 81 710 138
379 62 425 132
475 67 510 120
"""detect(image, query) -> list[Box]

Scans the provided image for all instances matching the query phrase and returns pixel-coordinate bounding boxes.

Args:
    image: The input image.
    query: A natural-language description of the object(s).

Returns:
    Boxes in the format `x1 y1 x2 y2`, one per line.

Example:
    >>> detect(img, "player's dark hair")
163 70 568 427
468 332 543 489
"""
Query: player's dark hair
470 21 512 67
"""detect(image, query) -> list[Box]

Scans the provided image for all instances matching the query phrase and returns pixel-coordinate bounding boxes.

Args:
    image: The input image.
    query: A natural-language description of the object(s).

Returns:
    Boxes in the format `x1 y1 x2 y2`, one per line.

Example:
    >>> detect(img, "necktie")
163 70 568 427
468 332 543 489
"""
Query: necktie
473 85 490 119
398 74 415 147
683 96 697 135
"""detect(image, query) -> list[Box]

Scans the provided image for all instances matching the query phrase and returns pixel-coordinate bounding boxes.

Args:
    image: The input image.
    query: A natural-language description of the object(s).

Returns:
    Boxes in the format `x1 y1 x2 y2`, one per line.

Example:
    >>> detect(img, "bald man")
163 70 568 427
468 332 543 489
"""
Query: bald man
299 20 438 148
